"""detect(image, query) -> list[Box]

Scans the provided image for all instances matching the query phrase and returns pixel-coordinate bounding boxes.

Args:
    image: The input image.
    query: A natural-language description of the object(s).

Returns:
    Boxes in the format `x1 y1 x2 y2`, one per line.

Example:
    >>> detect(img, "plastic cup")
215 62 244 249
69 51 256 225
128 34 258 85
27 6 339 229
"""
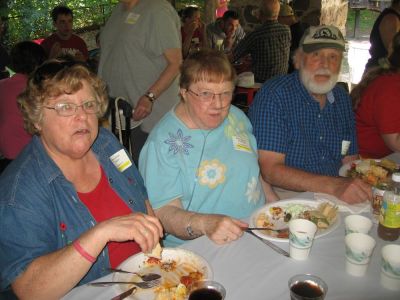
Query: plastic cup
380 244 400 291
188 280 226 300
345 233 376 277
288 274 327 300
289 219 318 260
344 214 373 235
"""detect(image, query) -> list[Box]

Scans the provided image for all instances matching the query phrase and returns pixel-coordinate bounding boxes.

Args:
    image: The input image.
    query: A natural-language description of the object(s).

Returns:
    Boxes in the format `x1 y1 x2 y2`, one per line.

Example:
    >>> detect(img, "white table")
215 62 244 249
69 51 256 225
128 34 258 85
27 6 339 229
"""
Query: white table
63 192 400 300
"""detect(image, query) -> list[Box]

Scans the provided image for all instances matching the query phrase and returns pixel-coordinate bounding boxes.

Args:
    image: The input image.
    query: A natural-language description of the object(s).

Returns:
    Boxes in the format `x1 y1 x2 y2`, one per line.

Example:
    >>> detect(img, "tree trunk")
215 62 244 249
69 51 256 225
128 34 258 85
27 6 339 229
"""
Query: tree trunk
204 0 217 25
320 0 348 33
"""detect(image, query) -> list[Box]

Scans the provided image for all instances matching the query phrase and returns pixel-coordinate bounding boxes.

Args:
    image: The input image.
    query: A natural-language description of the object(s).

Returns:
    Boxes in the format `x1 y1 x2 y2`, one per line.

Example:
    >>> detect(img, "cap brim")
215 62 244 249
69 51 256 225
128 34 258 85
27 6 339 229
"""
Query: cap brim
303 43 345 53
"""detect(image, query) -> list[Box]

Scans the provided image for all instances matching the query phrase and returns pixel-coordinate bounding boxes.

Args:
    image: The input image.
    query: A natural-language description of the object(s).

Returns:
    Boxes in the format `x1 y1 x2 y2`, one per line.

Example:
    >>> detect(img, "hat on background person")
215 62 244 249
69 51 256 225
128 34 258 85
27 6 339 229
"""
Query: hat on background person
279 4 294 17
299 25 346 53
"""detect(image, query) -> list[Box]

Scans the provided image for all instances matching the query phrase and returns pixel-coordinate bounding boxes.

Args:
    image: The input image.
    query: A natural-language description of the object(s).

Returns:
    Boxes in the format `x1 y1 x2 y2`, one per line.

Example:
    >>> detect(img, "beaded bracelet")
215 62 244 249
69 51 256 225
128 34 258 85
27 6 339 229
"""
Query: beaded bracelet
73 240 96 263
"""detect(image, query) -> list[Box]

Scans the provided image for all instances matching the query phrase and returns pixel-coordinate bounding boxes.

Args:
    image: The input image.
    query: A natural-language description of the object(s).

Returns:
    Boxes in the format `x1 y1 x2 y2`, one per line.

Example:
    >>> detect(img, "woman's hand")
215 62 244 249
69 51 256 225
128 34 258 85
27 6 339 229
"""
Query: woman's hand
200 214 248 245
96 213 163 253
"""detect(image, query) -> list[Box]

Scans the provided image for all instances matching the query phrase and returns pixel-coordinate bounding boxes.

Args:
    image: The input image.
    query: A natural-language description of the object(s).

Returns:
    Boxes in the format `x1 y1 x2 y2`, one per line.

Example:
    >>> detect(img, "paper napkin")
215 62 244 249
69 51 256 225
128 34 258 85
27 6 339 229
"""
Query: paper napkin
314 193 370 214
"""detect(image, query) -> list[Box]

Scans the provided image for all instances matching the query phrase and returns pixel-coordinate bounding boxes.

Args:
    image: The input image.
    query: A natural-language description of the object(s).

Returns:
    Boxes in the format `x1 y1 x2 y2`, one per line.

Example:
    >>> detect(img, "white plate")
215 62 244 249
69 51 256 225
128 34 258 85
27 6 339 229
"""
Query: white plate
249 198 341 242
338 159 389 177
113 248 213 300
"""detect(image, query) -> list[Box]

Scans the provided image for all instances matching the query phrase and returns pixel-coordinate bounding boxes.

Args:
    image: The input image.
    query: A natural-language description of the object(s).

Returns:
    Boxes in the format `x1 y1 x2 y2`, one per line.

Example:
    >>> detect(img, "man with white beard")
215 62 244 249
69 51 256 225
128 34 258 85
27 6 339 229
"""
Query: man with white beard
248 25 372 204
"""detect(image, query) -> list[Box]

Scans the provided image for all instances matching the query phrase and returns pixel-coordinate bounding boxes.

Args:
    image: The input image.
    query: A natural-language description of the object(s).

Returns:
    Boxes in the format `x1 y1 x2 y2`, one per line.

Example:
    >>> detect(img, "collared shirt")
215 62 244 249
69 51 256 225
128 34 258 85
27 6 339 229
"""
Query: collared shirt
0 128 148 290
206 19 246 51
233 20 290 83
248 71 357 176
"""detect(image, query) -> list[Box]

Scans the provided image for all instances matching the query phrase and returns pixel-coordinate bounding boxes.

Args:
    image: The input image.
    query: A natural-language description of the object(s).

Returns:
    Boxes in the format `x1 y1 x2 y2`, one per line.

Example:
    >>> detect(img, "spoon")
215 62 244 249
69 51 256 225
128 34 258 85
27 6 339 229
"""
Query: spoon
108 268 161 281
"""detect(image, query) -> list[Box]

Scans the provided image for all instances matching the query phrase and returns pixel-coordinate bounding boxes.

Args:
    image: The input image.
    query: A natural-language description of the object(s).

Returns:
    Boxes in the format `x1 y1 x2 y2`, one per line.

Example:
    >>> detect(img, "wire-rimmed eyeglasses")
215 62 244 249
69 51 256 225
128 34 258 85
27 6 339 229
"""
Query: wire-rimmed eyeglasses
187 89 233 103
44 100 100 117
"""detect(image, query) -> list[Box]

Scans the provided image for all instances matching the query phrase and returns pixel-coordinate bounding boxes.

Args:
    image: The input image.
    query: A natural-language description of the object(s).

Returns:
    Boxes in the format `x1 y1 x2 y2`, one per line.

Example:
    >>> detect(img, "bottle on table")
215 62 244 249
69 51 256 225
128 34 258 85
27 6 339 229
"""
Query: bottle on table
378 173 400 241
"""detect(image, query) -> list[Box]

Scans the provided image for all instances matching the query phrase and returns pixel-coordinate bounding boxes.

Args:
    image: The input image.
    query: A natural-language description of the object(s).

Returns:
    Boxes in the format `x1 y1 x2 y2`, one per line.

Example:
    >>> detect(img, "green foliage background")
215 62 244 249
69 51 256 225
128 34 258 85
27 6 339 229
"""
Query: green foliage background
0 0 203 48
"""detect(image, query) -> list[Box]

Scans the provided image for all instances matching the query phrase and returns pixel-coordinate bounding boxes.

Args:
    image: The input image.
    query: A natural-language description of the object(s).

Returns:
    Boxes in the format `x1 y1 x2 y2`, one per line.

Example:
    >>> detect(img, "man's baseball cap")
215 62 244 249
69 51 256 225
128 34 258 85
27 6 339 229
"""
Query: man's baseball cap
299 25 346 53
279 4 294 17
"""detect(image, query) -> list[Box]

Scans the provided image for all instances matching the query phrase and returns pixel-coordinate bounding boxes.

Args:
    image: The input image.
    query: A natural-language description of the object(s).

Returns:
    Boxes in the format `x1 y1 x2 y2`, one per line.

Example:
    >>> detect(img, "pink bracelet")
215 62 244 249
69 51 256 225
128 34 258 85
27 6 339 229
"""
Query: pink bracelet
73 240 96 263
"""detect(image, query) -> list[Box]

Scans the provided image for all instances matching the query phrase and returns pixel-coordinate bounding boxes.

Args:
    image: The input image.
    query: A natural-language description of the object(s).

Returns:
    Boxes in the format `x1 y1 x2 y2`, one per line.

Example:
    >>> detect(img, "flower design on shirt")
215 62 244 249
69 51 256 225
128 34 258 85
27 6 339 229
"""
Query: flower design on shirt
245 177 261 204
224 112 247 140
164 129 194 155
197 159 226 189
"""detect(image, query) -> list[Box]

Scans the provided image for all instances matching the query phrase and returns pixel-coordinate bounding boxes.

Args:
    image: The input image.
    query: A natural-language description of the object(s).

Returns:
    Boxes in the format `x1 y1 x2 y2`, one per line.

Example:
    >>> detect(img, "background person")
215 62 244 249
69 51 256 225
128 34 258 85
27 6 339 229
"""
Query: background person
0 61 162 299
98 0 182 165
216 0 229 18
41 5 88 61
180 6 207 59
0 41 47 171
232 0 290 83
206 10 245 53
278 3 309 73
352 32 400 159
248 25 372 204
139 49 278 247
365 0 400 70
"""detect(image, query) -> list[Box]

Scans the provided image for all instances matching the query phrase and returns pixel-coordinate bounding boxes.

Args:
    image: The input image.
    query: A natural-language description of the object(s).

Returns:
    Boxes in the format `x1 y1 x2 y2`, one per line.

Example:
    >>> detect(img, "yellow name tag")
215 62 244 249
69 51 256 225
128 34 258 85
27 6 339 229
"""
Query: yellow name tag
233 135 252 153
110 149 132 172
125 12 140 24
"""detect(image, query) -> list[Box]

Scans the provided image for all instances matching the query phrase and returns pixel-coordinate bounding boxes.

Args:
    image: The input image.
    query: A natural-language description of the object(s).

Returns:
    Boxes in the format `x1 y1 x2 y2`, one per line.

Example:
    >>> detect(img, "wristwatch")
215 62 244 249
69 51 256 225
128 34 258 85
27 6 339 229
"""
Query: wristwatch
145 91 156 103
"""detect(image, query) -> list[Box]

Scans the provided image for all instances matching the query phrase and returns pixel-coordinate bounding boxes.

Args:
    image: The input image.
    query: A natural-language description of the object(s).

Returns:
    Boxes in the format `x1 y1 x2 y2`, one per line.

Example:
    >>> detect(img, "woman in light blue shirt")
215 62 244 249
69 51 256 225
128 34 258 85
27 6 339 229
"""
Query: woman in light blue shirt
139 49 277 247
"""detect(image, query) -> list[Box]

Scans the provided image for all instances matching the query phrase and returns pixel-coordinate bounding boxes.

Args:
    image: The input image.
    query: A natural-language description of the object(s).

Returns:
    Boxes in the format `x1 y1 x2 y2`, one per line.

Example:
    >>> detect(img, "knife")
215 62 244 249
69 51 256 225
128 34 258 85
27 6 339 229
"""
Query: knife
247 231 290 257
111 286 136 300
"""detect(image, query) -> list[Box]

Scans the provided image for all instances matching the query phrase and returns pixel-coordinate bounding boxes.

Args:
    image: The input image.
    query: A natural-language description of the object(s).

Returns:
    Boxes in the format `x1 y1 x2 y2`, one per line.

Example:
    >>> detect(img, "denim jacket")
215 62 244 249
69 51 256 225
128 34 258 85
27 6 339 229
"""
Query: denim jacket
0 128 148 290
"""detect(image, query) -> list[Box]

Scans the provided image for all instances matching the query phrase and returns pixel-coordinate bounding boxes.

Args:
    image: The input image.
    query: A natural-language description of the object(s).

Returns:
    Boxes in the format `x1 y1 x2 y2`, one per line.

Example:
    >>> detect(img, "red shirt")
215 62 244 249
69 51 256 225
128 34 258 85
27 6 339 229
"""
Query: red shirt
41 33 88 60
78 167 141 268
355 73 400 158
0 74 32 159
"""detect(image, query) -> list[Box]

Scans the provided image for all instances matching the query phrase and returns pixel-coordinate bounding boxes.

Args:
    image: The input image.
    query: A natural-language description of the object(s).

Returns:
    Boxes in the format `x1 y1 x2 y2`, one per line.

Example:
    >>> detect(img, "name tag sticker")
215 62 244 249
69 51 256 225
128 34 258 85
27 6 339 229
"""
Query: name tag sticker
125 12 140 24
341 140 350 155
110 149 132 172
233 135 252 153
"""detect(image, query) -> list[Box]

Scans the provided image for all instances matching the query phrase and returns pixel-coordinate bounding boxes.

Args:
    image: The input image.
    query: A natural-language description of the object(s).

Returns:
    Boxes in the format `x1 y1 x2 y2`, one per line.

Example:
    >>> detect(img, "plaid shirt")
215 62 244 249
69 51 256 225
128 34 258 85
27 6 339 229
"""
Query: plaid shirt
248 71 358 176
233 20 290 83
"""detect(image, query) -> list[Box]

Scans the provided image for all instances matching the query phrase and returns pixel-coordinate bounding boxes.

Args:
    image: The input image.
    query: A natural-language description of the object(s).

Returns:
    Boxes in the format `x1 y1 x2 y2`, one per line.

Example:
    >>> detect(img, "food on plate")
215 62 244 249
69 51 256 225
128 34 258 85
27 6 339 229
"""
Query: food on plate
142 252 207 300
346 159 399 186
146 242 162 259
255 201 338 238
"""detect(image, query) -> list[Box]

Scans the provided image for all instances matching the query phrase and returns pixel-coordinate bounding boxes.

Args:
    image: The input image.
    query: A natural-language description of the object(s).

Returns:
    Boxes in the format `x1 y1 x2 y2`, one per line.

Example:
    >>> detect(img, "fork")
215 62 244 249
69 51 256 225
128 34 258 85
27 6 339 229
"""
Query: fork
88 278 161 289
108 268 161 281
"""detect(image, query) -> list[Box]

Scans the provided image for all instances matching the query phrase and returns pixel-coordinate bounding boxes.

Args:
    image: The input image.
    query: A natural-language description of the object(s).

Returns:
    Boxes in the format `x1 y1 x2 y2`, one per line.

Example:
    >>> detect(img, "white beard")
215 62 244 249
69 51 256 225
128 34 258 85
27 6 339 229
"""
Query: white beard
299 67 339 95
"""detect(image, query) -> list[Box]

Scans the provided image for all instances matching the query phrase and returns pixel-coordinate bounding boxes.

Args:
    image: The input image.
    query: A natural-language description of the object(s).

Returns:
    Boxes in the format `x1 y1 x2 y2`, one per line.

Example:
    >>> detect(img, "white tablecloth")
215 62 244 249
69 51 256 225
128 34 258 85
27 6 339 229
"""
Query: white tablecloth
63 191 400 300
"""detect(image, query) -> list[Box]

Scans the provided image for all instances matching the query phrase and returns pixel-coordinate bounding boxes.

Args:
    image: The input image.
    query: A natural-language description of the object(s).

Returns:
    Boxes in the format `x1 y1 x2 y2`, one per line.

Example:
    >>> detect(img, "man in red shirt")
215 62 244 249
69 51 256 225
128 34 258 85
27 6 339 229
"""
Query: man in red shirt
41 5 88 61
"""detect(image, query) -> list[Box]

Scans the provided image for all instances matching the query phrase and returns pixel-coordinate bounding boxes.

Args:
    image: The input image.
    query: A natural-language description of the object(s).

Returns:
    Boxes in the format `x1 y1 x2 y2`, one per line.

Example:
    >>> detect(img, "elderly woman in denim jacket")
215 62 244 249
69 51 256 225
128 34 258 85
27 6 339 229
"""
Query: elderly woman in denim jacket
0 60 163 299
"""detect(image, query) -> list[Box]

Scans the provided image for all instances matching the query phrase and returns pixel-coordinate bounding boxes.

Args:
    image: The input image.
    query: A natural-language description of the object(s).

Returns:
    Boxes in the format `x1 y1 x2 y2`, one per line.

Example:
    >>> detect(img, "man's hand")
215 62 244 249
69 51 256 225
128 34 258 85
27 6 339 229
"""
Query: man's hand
132 96 153 121
331 177 372 204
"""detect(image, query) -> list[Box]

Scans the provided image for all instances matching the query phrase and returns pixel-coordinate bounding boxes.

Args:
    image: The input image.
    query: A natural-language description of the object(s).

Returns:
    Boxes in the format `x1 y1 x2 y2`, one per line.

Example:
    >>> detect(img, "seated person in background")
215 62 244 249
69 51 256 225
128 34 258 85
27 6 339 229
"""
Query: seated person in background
41 5 88 61
215 0 229 18
0 41 47 165
0 61 163 299
278 3 309 73
139 49 278 247
232 0 290 83
180 6 207 58
365 0 400 70
352 32 400 159
206 10 245 53
248 25 372 204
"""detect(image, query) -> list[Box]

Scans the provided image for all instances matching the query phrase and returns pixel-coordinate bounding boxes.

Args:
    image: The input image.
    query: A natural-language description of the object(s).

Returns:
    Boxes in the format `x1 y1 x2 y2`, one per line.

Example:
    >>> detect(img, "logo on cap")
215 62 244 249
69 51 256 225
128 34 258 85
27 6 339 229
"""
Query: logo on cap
312 27 343 42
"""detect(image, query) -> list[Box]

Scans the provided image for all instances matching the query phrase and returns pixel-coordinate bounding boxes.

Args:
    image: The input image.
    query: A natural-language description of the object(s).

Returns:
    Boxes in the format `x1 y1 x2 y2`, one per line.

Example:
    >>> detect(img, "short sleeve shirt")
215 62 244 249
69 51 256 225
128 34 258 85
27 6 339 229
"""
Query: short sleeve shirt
248 71 357 176
356 73 400 158
98 0 181 133
139 106 265 247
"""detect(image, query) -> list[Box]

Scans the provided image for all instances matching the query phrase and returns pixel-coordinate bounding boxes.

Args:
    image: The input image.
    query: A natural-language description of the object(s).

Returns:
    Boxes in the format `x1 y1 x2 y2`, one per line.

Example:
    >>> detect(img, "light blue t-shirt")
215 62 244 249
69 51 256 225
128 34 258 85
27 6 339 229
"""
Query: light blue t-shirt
139 105 265 246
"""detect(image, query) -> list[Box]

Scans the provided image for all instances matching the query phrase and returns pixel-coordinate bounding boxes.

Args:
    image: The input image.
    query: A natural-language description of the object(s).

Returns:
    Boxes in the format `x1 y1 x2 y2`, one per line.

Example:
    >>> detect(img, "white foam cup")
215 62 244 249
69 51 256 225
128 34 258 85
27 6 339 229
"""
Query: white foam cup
345 233 376 277
289 219 318 260
344 214 373 235
381 244 400 291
